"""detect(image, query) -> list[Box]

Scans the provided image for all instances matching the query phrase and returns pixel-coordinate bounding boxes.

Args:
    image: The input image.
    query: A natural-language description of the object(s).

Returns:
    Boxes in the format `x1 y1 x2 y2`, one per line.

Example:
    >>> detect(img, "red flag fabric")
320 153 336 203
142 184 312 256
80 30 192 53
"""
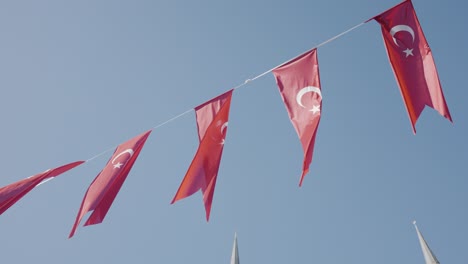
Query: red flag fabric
272 49 322 187
0 161 84 215
171 90 233 221
374 0 452 133
69 130 151 238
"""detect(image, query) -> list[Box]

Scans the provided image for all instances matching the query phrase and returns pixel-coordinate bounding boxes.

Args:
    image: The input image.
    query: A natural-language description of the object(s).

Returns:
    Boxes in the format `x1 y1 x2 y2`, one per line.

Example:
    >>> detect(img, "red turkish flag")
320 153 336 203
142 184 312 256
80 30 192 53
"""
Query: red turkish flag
0 161 84 215
69 130 151 238
272 49 322 187
171 90 233 221
374 0 452 133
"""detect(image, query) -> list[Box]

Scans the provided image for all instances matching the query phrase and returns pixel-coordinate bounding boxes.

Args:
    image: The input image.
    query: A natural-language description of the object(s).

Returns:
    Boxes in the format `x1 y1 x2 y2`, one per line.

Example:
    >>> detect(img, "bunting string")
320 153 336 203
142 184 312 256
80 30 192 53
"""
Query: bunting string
243 21 367 85
84 20 368 163
85 147 115 163
1 0 454 239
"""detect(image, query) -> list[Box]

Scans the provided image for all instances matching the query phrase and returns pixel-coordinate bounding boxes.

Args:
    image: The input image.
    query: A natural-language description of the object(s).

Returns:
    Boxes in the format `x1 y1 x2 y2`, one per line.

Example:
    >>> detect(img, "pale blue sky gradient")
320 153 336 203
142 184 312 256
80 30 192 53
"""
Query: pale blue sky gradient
0 0 466 263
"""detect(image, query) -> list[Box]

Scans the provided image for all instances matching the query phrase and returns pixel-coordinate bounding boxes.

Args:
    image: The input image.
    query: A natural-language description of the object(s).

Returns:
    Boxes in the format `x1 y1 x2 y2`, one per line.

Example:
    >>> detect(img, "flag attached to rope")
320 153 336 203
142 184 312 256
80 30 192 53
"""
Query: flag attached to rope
171 90 233 221
69 130 152 238
374 0 452 133
272 49 322 186
0 161 84 215
231 233 240 264
413 221 440 264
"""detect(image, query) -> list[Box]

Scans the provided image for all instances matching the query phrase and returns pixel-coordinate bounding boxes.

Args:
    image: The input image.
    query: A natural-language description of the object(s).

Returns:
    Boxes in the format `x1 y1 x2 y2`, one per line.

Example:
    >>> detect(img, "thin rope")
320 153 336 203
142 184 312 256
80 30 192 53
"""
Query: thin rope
86 146 116 162
84 20 368 163
85 108 194 162
316 22 366 49
236 21 367 90
152 108 194 130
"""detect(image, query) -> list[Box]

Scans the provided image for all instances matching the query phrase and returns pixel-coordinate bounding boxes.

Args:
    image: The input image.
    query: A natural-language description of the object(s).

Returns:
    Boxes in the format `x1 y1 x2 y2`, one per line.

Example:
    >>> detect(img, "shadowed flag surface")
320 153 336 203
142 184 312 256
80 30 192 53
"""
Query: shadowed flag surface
374 0 452 133
69 130 151 238
0 161 84 215
273 49 322 186
171 90 233 221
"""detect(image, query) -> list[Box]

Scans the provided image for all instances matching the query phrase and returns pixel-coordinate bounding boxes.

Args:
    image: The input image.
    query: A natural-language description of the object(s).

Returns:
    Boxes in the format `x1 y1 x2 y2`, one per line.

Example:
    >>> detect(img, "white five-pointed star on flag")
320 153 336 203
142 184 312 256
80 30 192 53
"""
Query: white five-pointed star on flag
403 48 414 57
311 104 321 115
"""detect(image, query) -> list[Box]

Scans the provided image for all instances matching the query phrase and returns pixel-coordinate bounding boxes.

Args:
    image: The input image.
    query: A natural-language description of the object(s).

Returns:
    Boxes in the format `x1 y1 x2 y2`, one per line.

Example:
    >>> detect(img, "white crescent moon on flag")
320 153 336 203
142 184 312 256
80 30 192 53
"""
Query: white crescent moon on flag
220 122 228 134
112 149 134 164
390 25 415 46
37 178 54 187
296 86 322 110
220 122 228 145
33 168 54 187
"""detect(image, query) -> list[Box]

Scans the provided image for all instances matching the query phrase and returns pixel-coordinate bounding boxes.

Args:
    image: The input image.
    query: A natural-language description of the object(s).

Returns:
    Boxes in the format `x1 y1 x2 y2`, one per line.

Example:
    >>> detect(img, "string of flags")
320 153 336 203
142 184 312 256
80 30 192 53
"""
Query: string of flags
0 0 452 237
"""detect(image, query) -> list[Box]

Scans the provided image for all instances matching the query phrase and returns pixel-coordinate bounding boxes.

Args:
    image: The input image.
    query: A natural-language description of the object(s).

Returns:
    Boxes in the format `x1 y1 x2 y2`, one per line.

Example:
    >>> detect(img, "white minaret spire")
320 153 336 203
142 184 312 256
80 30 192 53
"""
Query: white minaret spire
230 232 239 264
413 221 440 264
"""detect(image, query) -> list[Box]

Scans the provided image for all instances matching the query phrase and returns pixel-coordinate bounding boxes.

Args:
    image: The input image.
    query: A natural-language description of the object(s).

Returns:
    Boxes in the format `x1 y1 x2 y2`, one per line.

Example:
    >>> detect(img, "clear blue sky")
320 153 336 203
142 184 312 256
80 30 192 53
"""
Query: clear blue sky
0 0 466 263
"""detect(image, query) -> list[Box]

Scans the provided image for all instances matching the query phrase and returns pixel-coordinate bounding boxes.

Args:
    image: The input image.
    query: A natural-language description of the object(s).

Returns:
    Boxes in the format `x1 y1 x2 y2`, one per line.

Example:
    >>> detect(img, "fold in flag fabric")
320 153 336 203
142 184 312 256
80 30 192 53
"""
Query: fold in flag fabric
231 232 240 264
171 90 233 221
374 0 452 133
413 221 440 264
272 49 322 186
69 130 151 238
0 161 84 215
